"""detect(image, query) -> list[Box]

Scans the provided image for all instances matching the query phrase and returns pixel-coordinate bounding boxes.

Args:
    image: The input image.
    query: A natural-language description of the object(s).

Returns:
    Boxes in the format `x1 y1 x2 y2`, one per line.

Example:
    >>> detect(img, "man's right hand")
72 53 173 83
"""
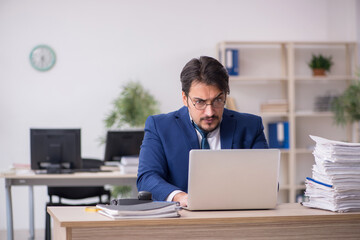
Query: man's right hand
173 192 188 207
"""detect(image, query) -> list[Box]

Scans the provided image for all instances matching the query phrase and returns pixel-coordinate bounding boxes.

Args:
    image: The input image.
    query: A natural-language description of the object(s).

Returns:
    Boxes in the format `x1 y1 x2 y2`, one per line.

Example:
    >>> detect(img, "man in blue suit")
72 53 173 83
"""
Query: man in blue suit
137 56 268 207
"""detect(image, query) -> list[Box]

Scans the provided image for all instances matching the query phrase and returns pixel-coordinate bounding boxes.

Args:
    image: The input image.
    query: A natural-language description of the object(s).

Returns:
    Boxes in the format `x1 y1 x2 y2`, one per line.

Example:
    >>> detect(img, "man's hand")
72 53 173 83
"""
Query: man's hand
173 192 188 207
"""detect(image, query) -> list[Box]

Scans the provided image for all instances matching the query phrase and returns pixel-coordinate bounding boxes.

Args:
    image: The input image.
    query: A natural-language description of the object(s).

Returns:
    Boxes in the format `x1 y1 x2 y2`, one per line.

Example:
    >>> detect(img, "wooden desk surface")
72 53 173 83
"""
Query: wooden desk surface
48 203 360 239
48 203 360 227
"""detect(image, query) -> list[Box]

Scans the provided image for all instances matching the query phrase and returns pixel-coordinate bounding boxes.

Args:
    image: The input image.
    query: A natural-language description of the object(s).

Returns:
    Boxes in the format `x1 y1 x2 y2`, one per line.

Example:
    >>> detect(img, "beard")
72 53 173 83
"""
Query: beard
198 115 220 132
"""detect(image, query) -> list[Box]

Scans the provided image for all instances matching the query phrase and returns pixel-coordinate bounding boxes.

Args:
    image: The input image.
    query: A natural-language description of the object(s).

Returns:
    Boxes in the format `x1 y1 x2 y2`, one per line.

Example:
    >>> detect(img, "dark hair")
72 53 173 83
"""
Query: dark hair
180 56 230 96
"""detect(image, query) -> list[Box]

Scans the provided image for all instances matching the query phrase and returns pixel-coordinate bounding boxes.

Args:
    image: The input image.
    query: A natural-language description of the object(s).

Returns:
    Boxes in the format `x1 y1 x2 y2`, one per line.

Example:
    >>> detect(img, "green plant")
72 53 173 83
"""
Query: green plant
308 54 334 71
104 81 159 198
105 81 159 129
331 78 360 126
111 185 132 198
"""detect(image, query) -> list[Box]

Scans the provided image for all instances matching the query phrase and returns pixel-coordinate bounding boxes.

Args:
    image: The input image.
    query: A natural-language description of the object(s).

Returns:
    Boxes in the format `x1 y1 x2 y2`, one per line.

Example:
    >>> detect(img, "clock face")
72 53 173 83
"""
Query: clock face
29 45 56 71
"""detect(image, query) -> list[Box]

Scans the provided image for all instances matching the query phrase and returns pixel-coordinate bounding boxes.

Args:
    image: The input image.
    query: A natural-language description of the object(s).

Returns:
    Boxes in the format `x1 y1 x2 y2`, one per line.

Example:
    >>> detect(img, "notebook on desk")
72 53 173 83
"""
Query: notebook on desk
185 149 280 211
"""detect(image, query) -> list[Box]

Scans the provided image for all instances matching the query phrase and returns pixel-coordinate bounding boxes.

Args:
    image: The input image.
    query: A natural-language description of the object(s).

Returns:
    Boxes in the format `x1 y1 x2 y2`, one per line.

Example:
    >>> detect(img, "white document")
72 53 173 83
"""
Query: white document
303 135 360 212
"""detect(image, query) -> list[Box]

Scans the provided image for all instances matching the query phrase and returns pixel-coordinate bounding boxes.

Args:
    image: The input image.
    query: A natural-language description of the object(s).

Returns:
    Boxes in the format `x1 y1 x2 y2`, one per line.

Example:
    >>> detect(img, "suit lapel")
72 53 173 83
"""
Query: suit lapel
174 107 200 149
220 109 236 149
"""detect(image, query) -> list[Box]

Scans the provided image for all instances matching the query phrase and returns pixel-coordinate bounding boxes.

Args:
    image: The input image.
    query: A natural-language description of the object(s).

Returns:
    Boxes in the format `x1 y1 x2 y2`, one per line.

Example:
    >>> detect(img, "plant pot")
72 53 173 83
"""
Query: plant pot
312 68 326 76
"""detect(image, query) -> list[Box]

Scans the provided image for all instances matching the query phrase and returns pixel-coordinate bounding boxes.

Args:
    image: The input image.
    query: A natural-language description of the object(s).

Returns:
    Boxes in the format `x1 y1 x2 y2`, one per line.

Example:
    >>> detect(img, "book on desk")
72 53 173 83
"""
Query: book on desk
96 201 181 219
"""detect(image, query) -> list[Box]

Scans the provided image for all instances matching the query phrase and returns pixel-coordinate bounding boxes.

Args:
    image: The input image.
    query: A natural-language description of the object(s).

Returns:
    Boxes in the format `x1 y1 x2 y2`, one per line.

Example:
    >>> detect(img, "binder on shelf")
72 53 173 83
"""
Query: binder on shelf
268 121 289 149
225 49 239 76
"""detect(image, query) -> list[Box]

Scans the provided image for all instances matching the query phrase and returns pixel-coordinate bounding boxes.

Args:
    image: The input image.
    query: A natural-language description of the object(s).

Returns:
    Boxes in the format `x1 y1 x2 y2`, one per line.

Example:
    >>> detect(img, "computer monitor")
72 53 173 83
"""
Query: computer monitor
30 129 82 171
104 130 144 162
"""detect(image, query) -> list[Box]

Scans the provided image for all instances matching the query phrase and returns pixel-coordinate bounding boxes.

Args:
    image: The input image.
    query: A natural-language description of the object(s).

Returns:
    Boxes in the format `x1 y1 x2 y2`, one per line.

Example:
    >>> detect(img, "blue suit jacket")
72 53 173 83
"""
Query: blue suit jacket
137 106 268 200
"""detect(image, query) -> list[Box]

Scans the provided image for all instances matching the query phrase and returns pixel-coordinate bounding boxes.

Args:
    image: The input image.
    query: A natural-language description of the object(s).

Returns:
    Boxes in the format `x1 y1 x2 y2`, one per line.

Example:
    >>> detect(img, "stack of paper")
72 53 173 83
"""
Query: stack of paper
120 156 139 174
302 135 360 212
96 201 181 219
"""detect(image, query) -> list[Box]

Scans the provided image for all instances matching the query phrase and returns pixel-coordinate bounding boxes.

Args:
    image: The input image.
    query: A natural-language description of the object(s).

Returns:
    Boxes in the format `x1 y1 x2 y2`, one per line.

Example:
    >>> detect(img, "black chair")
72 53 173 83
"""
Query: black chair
45 158 111 240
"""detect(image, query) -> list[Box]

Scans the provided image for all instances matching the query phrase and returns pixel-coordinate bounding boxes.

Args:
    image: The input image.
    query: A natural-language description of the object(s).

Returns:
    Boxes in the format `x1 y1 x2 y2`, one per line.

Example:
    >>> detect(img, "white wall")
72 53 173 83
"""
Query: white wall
358 0 360 62
0 0 357 232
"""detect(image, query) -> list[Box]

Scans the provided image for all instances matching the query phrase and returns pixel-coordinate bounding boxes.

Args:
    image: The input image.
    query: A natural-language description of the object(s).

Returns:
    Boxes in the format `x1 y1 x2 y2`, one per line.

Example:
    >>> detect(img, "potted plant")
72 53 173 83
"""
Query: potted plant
104 81 159 198
105 81 159 129
308 54 334 76
331 73 360 142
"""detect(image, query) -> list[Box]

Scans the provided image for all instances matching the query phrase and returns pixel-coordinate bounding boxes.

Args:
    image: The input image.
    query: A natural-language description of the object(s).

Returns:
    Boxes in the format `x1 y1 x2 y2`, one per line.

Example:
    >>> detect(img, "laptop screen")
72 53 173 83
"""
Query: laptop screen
186 149 280 210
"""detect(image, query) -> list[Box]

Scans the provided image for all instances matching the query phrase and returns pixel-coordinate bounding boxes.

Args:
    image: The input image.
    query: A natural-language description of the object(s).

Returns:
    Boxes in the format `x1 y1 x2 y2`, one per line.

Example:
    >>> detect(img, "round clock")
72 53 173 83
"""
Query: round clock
29 45 56 71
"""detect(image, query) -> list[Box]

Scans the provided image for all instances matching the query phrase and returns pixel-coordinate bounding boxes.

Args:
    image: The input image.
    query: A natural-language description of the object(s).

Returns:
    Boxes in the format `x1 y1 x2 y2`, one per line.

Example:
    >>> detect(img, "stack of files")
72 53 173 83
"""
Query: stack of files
302 135 360 212
100 165 119 172
96 201 181 219
260 99 288 113
119 155 139 174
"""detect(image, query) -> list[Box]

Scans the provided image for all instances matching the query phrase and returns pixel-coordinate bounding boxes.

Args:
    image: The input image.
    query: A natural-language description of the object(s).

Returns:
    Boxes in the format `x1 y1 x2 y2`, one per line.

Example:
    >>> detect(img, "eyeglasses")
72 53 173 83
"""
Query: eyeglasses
188 95 226 110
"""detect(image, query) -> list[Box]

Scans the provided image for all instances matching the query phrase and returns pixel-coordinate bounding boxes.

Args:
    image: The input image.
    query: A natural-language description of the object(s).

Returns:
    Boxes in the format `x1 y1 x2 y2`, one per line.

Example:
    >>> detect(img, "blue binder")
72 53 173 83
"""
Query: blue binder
268 121 289 149
225 49 239 76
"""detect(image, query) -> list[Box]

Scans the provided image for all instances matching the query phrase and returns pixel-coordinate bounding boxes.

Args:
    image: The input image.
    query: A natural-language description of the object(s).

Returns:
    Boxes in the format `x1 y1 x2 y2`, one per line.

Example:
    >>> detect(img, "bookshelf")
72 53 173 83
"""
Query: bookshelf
217 41 358 203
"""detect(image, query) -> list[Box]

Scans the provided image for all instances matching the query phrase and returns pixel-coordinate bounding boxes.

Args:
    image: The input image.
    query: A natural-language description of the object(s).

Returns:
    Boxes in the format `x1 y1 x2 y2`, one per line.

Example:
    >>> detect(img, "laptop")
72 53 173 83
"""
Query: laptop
186 149 280 210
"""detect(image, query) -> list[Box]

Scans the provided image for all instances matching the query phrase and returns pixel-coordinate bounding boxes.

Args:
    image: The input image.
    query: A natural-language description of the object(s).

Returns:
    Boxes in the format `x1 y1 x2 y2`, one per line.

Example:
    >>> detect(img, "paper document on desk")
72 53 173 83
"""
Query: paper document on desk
119 156 139 173
302 135 360 212
98 210 180 219
96 201 181 219
310 135 360 159
119 164 138 174
121 156 139 165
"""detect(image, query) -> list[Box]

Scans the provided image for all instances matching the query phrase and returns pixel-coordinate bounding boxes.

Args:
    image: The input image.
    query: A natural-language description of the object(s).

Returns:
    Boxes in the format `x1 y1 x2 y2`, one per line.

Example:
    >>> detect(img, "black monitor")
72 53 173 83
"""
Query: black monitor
104 130 144 162
30 129 82 171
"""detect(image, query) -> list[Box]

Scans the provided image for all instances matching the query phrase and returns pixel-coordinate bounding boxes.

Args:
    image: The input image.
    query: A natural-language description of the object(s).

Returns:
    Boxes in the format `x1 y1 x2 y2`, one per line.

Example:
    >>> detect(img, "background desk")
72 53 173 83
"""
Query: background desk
1 171 137 240
48 203 360 240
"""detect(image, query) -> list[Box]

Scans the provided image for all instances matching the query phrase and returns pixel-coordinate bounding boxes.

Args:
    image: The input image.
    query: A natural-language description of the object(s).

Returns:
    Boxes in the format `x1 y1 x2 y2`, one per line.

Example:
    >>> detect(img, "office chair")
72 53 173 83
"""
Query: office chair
45 158 111 240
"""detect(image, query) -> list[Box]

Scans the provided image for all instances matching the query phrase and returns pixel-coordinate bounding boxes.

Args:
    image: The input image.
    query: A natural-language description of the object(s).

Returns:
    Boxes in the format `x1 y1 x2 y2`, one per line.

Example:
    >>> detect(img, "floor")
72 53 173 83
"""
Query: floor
0 229 45 240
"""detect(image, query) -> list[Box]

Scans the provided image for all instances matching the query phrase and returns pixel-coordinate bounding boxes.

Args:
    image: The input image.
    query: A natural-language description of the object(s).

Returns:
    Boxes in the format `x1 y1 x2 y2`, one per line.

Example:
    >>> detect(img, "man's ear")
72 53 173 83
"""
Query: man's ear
182 91 188 107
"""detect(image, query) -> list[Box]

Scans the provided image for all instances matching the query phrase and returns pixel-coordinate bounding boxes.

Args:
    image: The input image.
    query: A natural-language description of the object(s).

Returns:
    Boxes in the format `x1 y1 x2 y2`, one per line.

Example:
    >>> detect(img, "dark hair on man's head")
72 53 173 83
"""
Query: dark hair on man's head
180 56 229 96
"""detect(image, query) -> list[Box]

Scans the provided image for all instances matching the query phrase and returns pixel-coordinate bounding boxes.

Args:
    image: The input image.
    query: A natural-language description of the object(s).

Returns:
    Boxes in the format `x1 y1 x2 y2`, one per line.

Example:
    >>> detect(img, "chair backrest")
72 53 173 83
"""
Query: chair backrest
48 186 109 200
48 158 110 203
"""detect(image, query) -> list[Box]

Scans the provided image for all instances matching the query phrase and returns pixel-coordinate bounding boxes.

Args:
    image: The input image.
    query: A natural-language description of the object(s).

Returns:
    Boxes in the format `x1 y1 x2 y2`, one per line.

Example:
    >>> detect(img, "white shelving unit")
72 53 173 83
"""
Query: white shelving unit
217 41 358 203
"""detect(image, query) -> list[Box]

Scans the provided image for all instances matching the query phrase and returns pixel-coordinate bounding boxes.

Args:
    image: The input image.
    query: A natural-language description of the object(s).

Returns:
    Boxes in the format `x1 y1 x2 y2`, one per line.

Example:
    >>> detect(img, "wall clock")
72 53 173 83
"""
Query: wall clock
29 45 56 71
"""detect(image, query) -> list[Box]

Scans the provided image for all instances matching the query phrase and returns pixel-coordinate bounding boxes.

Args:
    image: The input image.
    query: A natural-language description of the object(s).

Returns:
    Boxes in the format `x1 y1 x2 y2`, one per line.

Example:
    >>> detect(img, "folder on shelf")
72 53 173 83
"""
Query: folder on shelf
268 121 289 149
225 49 239 76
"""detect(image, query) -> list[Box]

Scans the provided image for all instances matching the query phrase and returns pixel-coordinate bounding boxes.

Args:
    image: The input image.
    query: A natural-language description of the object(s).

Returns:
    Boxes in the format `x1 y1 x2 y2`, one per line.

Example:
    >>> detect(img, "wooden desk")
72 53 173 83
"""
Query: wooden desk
1 171 137 240
48 203 360 240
